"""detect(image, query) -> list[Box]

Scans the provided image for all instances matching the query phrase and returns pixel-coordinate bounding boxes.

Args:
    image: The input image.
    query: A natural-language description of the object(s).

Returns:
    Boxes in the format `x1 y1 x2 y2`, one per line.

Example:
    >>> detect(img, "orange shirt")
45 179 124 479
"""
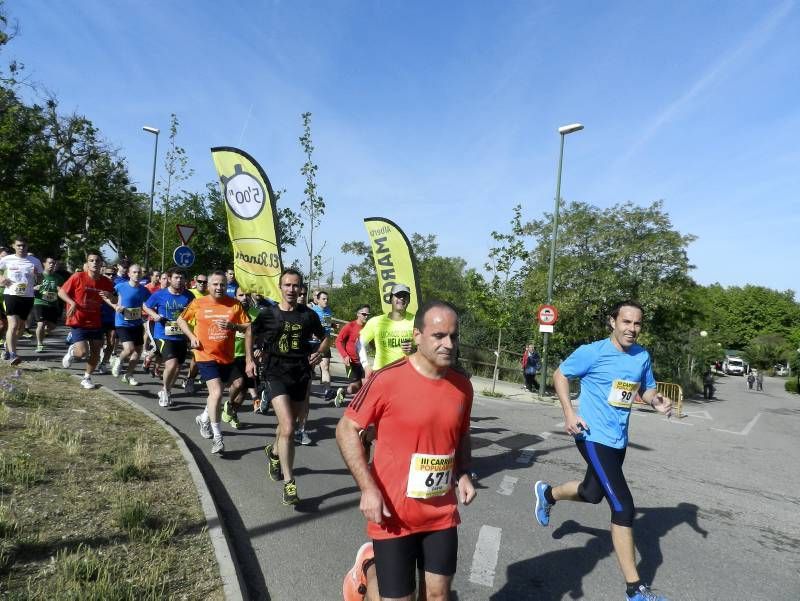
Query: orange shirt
179 295 249 364
345 359 473 540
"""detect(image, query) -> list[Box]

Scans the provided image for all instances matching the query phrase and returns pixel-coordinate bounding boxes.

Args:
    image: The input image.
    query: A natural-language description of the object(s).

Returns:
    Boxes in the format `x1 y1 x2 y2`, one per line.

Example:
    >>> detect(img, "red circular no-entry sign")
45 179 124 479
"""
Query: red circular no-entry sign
537 304 559 325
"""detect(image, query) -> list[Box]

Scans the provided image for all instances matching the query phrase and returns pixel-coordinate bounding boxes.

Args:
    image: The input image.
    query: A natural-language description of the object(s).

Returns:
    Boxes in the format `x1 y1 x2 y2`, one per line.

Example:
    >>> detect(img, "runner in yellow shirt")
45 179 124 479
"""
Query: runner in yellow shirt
358 283 415 379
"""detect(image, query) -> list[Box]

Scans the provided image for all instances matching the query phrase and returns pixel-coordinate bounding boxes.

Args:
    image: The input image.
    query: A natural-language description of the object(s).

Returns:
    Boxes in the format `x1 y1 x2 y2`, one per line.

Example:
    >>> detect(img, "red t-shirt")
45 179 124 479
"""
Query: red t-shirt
336 320 363 364
345 358 473 540
61 272 114 329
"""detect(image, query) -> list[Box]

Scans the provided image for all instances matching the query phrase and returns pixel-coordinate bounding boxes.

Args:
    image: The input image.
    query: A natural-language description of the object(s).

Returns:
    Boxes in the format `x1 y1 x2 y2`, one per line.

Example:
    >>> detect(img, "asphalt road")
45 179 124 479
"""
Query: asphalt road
17 336 800 600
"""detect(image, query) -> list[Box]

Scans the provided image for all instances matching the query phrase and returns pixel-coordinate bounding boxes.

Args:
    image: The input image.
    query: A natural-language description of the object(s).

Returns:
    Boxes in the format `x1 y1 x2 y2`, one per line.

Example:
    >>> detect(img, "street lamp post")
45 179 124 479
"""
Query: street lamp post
142 126 160 272
539 123 584 398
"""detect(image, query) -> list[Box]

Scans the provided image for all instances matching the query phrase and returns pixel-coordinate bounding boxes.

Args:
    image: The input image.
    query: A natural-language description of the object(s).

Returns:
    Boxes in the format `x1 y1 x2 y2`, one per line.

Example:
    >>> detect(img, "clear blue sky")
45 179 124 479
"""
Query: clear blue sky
7 1 800 292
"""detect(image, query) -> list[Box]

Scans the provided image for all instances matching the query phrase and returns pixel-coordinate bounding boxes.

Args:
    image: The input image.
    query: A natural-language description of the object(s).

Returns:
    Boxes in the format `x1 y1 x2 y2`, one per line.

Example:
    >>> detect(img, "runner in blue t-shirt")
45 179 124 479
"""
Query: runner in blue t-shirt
110 264 150 386
532 300 673 601
143 268 194 408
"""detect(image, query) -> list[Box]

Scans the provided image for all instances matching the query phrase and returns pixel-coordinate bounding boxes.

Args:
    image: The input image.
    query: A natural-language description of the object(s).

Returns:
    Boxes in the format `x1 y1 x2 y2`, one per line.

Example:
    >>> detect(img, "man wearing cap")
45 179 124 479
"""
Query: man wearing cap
359 284 415 378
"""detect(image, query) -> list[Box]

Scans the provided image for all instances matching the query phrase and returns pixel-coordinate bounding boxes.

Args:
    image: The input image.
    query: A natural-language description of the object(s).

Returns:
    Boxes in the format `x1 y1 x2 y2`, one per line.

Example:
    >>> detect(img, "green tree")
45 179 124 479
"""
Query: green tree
299 112 325 281
744 334 792 370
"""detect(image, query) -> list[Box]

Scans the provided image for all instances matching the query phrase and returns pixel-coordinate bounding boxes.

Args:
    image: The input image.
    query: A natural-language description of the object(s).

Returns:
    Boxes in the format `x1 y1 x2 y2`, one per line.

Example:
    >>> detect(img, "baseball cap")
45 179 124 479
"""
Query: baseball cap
391 284 411 295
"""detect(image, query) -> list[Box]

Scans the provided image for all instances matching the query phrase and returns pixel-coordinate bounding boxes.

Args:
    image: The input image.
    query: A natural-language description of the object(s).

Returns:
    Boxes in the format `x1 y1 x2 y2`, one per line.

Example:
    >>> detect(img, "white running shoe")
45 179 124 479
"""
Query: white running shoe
121 374 140 386
195 415 213 439
80 375 95 390
211 436 224 454
158 389 169 408
111 356 121 377
62 344 76 368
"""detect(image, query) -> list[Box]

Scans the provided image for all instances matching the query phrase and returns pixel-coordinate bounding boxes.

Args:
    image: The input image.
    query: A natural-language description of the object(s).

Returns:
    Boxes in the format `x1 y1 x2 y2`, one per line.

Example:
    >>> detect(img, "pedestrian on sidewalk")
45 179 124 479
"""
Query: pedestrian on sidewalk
522 343 540 392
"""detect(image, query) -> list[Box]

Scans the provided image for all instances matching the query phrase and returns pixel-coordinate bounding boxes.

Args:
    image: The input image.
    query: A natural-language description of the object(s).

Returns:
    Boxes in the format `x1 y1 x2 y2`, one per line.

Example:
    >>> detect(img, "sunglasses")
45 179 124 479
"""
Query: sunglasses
196 280 208 284
358 312 370 317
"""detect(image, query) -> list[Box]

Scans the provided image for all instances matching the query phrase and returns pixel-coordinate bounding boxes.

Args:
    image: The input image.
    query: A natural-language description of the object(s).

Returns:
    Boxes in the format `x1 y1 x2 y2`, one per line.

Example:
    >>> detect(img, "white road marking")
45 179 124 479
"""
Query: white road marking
516 448 536 464
684 410 713 420
496 475 518 496
713 412 762 436
469 525 502 587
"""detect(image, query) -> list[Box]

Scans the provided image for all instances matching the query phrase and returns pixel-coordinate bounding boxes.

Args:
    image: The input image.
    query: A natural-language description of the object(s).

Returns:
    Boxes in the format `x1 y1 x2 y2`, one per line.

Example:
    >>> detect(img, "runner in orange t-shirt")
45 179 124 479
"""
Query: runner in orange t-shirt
336 300 475 601
178 270 250 455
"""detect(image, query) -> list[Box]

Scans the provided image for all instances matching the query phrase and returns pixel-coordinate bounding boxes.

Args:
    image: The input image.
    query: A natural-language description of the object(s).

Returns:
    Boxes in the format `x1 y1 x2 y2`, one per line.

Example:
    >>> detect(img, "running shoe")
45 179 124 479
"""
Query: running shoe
21 329 33 339
534 480 552 527
342 542 374 601
35 345 45 354
158 390 170 408
282 479 299 506
265 443 282 481
8 352 21 366
334 387 345 408
195 414 212 439
324 387 337 402
80 375 95 390
1 351 9 361
626 584 669 601
211 436 224 454
183 377 196 394
221 401 241 429
95 363 107 375
295 428 311 446
110 356 121 377
62 344 76 368
121 374 140 386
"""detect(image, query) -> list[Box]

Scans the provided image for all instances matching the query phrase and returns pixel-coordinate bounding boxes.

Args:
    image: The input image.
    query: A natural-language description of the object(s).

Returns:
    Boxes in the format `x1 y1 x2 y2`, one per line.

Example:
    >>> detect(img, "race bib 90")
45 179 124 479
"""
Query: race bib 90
406 453 454 499
607 379 640 409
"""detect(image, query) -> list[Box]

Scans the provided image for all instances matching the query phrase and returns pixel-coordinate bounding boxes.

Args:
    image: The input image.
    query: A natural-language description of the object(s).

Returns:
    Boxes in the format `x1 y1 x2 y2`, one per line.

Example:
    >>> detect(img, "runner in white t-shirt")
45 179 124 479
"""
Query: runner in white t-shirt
0 236 43 365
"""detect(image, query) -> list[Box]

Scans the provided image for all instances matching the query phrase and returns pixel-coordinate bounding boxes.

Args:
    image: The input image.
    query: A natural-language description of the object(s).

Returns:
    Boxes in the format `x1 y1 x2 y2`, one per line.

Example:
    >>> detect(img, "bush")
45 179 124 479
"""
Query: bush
785 379 798 394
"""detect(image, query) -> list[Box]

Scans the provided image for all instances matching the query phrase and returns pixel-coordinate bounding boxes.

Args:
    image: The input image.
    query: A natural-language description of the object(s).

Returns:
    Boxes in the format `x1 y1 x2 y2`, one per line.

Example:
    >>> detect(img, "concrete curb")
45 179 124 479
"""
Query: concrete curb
70 374 246 601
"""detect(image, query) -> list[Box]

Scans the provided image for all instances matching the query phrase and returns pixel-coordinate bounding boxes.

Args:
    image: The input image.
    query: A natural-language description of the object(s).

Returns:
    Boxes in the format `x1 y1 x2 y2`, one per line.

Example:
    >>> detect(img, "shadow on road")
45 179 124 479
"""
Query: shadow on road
491 503 706 600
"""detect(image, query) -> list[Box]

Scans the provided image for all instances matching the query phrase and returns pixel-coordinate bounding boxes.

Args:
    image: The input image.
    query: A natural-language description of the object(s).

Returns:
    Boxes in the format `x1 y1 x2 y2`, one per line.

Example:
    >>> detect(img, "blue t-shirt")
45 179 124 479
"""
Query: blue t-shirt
113 282 151 328
559 338 656 449
226 280 238 298
144 288 194 341
312 304 333 336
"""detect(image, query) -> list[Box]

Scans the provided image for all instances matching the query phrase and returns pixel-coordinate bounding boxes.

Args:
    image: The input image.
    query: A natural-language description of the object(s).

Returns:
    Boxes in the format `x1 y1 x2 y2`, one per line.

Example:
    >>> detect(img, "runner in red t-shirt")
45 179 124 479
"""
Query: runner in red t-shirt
337 300 475 601
58 250 115 390
332 304 371 407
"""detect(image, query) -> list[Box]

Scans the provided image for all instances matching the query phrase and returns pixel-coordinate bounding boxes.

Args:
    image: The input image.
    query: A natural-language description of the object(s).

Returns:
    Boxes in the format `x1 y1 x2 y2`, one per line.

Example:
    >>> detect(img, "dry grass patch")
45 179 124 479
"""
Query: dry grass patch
0 365 224 599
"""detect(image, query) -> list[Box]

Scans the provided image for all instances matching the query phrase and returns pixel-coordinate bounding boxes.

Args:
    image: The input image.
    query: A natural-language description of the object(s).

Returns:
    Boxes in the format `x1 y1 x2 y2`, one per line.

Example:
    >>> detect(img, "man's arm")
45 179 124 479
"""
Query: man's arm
336 415 391 524
554 368 588 435
641 388 672 417
455 430 476 505
176 316 199 348
142 303 162 321
57 285 78 318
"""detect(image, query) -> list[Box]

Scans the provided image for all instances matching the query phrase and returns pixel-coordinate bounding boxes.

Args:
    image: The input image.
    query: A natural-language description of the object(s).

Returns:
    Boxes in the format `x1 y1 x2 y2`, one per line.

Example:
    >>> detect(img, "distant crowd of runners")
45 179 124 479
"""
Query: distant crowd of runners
1 233 674 601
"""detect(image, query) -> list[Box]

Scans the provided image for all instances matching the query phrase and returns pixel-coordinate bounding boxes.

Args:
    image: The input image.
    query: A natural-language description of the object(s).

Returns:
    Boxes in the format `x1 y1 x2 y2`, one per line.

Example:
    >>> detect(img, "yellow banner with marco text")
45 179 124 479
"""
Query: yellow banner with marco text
363 217 421 315
211 147 282 301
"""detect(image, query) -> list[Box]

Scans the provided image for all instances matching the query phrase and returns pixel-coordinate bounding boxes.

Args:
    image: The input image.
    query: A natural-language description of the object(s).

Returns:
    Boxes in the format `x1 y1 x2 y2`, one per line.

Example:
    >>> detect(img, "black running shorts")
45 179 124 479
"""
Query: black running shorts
32 303 61 324
158 339 188 364
372 527 458 598
262 358 311 403
3 295 34 319
116 325 145 346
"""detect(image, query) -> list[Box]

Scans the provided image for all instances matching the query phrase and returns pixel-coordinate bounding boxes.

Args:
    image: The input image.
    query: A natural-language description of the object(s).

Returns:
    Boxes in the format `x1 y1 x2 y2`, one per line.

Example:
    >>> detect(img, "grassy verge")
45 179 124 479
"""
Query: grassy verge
0 365 224 599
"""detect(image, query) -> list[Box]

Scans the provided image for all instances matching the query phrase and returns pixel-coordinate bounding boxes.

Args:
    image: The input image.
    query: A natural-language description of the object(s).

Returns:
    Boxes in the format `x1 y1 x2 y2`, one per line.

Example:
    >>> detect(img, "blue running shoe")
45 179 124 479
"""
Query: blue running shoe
627 584 669 601
534 480 552 526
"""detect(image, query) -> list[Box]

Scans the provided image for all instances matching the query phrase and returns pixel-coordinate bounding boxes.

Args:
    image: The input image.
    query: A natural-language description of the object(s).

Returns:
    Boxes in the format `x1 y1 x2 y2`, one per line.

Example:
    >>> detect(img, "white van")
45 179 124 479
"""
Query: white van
723 357 745 376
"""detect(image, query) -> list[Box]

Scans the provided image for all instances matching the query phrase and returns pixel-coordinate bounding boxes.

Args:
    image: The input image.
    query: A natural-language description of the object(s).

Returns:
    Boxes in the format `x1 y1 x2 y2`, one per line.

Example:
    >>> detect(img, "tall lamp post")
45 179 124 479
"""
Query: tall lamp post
539 123 584 398
142 126 160 272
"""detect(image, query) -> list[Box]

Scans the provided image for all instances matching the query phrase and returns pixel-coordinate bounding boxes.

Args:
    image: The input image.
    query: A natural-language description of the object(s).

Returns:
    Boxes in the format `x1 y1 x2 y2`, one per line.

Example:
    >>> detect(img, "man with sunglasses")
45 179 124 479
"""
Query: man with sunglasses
359 284 415 379
333 304 371 407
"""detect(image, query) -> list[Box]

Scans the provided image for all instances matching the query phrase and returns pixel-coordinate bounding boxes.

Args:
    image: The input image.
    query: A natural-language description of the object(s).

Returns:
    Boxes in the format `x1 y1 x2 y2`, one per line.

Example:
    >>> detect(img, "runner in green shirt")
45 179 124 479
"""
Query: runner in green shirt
358 283 415 378
32 256 65 353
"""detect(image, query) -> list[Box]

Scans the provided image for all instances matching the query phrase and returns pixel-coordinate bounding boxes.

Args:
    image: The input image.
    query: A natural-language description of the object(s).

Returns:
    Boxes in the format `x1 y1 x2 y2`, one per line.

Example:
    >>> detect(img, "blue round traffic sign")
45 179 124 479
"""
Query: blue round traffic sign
173 245 195 268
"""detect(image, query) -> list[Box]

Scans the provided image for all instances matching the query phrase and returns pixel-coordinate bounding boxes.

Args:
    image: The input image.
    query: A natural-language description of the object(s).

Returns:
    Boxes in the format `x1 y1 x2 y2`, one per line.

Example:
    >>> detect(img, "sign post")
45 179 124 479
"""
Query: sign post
176 224 196 246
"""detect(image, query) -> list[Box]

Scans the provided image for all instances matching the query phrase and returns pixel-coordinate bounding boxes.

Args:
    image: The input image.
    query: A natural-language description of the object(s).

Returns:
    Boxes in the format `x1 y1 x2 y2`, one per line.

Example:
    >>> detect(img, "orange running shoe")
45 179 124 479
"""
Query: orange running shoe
342 541 374 601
